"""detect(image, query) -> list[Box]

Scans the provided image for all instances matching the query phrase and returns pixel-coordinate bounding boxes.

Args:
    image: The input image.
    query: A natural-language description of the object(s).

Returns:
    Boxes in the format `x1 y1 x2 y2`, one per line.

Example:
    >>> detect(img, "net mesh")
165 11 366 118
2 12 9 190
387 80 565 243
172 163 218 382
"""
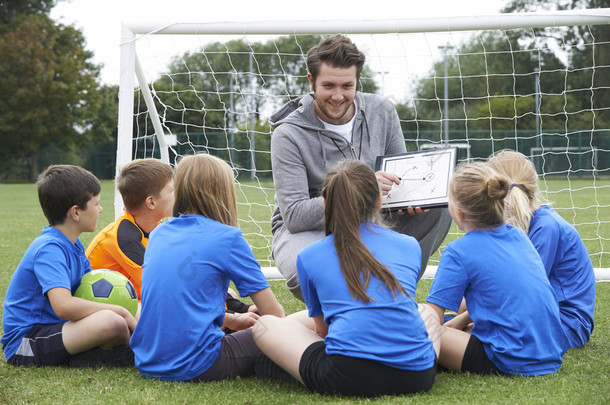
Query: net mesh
126 23 609 268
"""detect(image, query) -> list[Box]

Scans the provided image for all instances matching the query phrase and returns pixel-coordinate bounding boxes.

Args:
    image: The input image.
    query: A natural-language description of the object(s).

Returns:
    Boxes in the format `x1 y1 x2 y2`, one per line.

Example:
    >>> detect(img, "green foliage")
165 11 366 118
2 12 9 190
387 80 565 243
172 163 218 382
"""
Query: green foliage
0 13 105 180
0 0 57 25
139 34 379 172
397 6 610 138
145 36 323 139
501 0 610 127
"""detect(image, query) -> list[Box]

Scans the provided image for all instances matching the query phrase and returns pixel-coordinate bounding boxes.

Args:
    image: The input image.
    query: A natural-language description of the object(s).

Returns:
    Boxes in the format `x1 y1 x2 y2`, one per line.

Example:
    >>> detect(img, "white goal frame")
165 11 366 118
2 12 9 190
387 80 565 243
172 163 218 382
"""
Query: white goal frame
117 8 610 278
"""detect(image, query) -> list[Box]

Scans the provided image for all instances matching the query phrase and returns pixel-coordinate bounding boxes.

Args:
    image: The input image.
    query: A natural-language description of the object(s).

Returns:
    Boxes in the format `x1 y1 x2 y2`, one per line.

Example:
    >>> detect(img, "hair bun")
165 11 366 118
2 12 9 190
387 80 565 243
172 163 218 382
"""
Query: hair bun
486 176 510 200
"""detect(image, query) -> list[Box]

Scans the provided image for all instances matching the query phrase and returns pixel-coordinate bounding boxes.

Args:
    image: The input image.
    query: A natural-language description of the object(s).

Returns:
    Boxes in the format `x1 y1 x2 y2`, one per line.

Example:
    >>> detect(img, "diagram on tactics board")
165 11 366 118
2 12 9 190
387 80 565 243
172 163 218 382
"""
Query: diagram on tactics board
375 147 458 210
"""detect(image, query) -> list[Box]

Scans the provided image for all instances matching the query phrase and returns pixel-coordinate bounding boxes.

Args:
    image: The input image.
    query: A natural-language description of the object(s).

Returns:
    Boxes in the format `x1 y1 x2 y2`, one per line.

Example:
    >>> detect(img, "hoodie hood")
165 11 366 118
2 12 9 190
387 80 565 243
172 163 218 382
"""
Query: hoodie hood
270 93 322 131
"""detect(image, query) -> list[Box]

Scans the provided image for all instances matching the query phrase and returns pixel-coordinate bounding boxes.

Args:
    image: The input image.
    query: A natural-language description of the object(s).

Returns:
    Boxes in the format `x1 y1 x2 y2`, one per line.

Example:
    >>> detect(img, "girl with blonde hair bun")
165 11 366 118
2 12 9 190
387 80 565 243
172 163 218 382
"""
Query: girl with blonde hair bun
488 149 595 349
426 161 567 376
130 153 284 382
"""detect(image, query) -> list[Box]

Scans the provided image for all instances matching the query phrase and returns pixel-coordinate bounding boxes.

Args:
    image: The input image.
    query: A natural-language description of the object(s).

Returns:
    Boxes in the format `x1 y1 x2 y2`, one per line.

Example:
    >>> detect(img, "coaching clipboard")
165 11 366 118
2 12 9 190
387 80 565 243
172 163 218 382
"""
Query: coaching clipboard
375 147 458 210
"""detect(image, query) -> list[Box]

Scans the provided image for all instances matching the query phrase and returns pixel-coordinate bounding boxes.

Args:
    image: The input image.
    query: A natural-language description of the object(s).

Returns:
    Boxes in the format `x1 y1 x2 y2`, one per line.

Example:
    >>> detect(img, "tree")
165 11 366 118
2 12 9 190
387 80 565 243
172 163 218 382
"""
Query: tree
0 14 105 179
502 0 610 128
139 35 380 171
0 0 57 25
397 25 596 148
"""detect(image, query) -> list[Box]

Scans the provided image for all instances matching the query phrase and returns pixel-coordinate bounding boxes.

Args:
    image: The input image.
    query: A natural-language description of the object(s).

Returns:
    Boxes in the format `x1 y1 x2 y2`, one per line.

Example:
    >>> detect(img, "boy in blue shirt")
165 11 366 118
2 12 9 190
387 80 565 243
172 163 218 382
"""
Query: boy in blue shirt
1 165 137 366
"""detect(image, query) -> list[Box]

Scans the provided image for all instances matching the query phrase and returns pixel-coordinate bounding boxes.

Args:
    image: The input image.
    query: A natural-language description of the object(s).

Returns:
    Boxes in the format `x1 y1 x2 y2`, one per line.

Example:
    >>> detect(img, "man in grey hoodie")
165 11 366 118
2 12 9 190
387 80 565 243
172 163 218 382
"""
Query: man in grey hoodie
270 34 452 301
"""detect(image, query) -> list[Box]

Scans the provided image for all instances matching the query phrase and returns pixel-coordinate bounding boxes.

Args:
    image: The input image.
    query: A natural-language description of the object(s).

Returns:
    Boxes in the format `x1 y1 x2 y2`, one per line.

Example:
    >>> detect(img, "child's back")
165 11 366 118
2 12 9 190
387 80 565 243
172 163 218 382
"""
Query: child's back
488 149 596 349
425 161 567 377
298 222 435 371
529 205 595 347
428 223 567 375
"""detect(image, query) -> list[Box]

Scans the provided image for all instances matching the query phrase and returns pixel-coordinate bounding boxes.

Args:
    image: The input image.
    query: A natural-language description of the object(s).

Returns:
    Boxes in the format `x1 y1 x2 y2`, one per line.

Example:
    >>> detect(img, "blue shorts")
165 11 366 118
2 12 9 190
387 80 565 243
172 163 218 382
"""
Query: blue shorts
8 323 70 367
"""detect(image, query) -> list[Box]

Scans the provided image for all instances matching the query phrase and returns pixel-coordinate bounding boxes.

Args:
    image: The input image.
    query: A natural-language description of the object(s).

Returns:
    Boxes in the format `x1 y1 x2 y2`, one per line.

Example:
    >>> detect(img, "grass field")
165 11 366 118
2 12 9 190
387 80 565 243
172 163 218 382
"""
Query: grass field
0 180 609 404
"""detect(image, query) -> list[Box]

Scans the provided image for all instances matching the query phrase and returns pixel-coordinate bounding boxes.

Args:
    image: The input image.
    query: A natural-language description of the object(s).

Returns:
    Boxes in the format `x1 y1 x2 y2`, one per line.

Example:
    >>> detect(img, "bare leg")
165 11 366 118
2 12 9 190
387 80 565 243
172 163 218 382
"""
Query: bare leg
252 315 323 384
62 310 130 354
227 287 239 299
287 310 315 330
458 298 467 314
437 326 471 372
418 304 441 359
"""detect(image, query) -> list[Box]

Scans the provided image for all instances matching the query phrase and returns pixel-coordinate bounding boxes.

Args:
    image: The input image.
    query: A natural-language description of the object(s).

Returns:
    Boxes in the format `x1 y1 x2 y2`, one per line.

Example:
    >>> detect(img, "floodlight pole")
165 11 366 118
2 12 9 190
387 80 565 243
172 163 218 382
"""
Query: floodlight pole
249 51 256 181
439 44 454 145
229 73 236 165
375 70 389 97
534 67 540 140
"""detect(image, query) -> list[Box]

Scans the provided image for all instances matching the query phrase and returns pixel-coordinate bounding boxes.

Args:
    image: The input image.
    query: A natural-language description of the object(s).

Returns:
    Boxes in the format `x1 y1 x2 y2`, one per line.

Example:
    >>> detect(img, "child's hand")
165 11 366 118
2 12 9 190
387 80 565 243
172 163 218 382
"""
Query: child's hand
223 312 260 331
113 306 137 334
445 311 471 332
248 304 260 315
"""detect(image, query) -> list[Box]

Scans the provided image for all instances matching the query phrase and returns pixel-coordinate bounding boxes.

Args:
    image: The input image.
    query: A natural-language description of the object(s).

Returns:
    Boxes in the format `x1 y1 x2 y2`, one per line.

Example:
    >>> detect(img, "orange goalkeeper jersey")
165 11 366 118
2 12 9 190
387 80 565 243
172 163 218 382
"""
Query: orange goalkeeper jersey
86 211 149 300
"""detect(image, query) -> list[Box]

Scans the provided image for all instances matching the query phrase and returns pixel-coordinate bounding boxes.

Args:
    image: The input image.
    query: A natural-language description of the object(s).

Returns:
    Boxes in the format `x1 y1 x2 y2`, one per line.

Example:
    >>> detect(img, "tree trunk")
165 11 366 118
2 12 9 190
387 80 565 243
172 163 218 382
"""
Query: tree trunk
29 150 39 182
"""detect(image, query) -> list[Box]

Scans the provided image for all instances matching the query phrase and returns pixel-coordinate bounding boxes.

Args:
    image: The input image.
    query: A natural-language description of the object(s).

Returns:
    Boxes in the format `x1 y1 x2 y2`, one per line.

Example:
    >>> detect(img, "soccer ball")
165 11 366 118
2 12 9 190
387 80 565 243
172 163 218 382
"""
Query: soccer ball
74 269 138 316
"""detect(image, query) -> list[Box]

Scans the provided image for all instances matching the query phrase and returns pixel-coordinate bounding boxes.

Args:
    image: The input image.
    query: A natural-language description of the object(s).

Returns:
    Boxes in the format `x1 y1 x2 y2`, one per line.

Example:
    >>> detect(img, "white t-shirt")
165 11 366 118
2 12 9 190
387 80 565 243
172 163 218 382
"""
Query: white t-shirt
318 100 358 142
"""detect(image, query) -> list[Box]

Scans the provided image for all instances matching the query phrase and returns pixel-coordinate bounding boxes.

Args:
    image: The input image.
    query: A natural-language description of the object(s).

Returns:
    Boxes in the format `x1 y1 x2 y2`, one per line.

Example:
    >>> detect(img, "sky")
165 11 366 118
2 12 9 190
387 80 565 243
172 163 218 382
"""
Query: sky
50 0 509 92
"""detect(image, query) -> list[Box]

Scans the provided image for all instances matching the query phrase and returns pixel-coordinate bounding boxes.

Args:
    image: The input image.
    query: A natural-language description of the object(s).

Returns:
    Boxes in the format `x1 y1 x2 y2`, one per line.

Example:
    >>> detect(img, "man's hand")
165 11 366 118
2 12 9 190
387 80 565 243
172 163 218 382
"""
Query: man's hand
399 206 428 216
375 171 400 196
375 170 428 216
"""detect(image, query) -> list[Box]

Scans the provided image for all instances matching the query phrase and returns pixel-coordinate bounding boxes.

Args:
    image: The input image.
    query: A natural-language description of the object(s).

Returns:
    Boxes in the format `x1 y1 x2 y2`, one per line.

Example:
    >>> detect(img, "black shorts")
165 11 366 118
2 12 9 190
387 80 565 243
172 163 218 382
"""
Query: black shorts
190 329 262 382
7 323 70 367
461 335 503 375
299 341 436 397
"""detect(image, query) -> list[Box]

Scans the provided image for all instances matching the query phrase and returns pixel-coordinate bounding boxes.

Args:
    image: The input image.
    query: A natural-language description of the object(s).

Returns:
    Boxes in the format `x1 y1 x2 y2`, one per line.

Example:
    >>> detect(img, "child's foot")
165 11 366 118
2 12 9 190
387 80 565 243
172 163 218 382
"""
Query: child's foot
225 294 253 313
69 345 134 368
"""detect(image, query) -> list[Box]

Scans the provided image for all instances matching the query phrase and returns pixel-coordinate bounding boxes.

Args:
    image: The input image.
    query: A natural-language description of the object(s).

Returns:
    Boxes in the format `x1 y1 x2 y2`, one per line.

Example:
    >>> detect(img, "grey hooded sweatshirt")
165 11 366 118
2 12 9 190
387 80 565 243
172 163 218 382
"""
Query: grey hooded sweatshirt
270 92 406 235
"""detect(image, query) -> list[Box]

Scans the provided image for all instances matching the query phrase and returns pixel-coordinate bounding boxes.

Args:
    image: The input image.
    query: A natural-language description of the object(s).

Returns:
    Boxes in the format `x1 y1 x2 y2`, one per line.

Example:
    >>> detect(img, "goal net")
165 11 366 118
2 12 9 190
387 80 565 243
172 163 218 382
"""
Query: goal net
117 9 610 272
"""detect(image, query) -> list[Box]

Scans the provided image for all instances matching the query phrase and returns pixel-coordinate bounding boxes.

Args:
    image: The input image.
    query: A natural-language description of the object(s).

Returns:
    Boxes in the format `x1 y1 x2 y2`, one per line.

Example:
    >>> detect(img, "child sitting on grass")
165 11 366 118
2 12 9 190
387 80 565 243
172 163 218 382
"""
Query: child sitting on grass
86 158 257 320
86 158 175 299
425 162 567 376
1 165 136 367
130 153 284 382
488 149 595 349
253 160 439 397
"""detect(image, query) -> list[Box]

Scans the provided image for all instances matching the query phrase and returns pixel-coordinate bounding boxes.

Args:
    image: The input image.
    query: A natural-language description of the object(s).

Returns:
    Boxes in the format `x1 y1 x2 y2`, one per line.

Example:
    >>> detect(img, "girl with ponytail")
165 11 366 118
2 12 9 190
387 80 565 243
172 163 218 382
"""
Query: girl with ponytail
488 150 595 349
253 159 439 397
426 162 568 376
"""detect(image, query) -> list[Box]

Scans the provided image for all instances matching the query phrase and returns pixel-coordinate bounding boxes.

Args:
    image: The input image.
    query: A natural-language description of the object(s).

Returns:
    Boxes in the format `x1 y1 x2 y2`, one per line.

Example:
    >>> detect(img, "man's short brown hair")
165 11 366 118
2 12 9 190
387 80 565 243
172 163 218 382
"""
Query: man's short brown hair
117 159 174 212
306 34 366 86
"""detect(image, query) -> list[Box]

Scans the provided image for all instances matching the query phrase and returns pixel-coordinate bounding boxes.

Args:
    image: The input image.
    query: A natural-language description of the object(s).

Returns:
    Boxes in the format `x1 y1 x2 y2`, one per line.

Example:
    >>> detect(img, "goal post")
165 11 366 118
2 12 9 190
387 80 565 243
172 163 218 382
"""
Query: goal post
117 8 610 273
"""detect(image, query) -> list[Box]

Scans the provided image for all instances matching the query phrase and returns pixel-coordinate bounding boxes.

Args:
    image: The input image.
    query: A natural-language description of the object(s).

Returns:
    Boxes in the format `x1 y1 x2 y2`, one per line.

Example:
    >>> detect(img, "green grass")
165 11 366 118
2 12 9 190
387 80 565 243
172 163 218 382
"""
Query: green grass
0 180 609 404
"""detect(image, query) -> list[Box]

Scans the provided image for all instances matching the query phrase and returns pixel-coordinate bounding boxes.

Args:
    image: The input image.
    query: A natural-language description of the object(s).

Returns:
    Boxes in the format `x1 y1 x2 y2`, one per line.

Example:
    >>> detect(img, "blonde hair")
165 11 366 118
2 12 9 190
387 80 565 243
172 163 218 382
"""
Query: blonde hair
173 154 237 227
487 150 542 233
322 159 407 303
450 162 510 230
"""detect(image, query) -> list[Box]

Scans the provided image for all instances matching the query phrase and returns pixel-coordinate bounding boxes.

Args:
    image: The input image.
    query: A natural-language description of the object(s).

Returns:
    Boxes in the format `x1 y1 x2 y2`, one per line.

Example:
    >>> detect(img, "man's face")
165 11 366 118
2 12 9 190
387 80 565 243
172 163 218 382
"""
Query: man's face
308 62 358 125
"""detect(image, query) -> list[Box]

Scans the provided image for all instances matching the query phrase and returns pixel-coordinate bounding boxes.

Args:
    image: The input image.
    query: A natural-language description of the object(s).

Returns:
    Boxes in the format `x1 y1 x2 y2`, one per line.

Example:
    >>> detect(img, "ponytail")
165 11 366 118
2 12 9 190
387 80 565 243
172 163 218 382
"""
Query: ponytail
322 160 407 303
488 150 542 233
